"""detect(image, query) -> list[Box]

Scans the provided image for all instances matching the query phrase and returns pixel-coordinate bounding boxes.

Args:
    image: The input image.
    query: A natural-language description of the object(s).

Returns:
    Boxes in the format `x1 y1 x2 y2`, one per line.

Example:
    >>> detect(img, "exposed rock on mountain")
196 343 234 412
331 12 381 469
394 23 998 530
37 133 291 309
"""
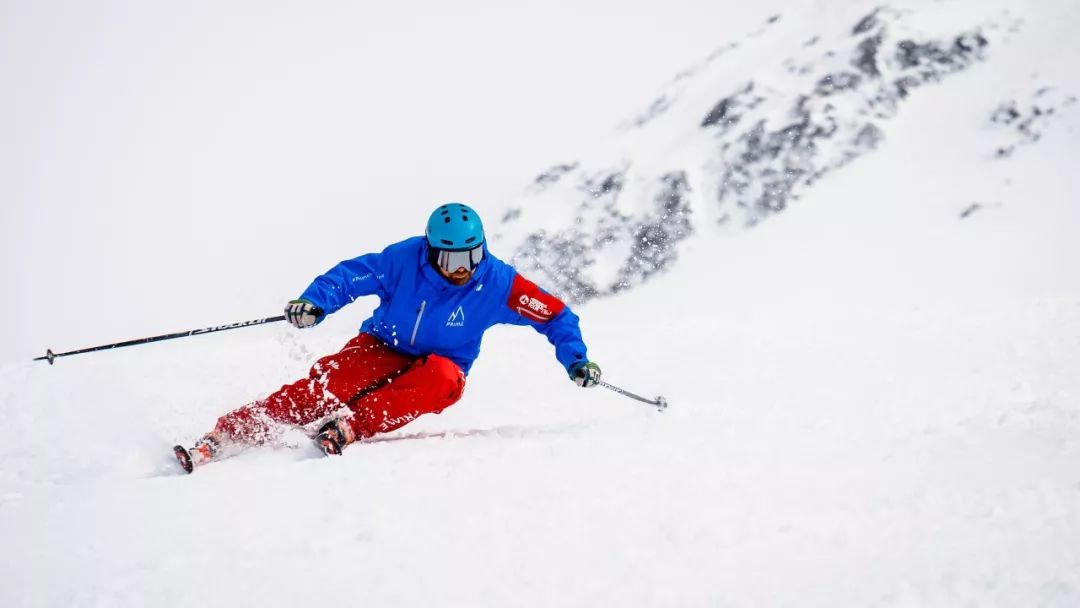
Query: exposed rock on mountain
991 88 1077 158
496 6 1061 304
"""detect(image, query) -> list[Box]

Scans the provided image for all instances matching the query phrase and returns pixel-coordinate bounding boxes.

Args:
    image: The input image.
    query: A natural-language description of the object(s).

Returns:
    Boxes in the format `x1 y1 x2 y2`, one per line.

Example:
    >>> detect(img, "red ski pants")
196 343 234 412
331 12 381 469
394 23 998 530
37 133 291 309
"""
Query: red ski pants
214 333 466 444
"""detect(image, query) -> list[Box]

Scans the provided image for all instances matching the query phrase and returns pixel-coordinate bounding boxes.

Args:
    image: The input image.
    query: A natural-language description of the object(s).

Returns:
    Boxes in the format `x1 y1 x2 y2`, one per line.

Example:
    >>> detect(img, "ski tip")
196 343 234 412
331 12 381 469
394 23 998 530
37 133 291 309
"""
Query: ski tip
316 434 343 456
173 445 194 474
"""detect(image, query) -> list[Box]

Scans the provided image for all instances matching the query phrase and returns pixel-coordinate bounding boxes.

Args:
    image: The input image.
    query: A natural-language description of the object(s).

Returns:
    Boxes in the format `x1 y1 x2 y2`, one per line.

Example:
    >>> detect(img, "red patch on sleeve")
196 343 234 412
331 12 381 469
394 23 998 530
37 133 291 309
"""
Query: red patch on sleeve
507 274 566 323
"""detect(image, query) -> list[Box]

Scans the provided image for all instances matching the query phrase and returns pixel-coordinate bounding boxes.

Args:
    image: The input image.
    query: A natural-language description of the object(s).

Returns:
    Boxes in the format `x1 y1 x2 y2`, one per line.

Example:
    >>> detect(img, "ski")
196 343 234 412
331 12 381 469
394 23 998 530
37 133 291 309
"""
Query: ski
172 434 222 474
173 445 194 474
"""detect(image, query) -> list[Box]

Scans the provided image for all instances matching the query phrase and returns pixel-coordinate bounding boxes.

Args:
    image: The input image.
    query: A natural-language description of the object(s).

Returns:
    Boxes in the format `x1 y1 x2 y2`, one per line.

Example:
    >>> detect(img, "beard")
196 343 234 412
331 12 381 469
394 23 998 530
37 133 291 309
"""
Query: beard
445 268 472 285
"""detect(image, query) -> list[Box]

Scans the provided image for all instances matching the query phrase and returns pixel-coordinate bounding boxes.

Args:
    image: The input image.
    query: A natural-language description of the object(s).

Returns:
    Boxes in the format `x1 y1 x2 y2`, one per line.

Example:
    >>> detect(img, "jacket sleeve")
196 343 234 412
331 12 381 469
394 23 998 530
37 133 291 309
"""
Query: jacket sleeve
500 273 589 374
297 246 396 319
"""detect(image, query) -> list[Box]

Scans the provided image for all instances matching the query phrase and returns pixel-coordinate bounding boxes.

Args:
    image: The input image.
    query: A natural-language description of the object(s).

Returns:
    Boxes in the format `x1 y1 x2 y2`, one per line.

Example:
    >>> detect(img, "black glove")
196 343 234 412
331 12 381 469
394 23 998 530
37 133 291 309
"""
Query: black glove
284 299 323 329
569 361 601 388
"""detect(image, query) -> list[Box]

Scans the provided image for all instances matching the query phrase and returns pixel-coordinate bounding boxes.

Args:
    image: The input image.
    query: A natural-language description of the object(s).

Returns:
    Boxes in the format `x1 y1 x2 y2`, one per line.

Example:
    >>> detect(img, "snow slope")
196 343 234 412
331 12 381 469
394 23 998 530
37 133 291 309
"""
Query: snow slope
2 0 1079 606
492 0 1077 304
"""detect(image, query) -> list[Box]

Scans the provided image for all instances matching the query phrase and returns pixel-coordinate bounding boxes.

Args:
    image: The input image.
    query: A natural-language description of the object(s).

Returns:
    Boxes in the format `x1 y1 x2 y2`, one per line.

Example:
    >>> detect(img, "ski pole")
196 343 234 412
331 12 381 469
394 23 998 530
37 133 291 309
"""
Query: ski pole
33 315 288 365
597 380 668 411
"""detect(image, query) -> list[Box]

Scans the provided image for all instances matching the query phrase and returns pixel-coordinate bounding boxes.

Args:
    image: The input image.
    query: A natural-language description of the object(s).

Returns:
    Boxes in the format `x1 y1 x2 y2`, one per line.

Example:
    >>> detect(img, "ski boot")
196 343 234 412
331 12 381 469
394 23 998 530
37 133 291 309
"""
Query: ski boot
315 420 355 456
173 432 222 474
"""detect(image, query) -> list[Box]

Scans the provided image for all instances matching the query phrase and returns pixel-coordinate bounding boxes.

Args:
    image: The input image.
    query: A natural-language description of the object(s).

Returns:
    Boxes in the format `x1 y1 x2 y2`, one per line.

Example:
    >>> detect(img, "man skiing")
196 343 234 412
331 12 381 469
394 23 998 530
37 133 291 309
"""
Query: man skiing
174 203 601 473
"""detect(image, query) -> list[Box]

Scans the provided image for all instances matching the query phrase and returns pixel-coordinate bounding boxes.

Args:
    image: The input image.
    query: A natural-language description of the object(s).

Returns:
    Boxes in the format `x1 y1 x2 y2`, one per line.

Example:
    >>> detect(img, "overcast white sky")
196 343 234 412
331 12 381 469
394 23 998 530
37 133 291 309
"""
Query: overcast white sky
1 0 804 363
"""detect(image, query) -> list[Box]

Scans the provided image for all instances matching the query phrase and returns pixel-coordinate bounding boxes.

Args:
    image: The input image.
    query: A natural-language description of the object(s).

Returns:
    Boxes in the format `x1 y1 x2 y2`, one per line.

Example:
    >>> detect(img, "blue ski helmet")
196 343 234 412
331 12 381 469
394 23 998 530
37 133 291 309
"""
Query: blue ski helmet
426 203 485 251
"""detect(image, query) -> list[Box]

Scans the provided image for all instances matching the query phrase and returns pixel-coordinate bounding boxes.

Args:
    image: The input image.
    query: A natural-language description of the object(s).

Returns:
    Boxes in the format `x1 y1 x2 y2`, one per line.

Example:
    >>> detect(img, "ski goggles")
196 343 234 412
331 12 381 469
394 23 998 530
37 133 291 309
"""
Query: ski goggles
433 244 484 273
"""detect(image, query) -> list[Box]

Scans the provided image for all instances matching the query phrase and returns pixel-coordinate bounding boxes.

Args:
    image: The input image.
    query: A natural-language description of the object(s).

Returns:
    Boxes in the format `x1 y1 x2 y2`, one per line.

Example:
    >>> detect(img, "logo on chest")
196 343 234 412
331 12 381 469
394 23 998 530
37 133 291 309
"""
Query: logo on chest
446 306 466 327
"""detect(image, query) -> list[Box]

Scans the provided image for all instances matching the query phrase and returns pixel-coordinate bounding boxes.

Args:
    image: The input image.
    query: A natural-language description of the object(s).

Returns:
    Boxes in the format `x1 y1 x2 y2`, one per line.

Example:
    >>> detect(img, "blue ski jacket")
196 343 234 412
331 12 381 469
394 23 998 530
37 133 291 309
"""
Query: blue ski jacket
298 236 589 375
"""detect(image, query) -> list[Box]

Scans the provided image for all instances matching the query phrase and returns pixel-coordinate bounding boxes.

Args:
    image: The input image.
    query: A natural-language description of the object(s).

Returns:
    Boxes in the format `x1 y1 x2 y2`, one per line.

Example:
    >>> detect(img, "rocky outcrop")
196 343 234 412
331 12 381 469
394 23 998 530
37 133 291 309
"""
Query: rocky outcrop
710 10 988 227
498 7 1000 304
991 88 1077 158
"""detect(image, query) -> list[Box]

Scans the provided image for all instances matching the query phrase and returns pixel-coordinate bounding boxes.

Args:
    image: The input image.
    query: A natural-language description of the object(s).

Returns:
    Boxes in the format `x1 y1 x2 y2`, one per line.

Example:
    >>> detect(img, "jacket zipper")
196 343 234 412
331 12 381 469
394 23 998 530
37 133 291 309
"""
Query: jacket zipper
410 300 427 346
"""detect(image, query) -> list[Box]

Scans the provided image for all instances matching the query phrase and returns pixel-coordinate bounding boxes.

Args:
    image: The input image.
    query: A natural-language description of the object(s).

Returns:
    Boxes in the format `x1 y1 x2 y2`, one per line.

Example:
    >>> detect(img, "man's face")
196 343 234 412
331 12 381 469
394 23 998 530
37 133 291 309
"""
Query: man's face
431 244 483 286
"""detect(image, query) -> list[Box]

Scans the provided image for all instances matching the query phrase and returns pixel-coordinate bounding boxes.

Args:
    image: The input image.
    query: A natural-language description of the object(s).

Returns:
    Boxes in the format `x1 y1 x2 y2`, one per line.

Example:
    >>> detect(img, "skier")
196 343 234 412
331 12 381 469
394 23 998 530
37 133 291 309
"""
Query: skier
174 203 601 473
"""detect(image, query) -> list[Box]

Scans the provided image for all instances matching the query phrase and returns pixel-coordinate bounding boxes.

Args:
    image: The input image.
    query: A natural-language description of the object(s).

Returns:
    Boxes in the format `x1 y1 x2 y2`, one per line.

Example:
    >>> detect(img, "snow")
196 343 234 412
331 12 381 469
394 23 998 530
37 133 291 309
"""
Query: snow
2 0 1079 606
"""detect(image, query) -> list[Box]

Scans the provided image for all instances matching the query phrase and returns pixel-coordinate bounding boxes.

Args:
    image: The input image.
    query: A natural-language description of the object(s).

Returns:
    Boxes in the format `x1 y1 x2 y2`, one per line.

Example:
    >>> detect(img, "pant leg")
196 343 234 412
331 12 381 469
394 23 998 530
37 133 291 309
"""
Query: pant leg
214 333 415 444
341 353 467 440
